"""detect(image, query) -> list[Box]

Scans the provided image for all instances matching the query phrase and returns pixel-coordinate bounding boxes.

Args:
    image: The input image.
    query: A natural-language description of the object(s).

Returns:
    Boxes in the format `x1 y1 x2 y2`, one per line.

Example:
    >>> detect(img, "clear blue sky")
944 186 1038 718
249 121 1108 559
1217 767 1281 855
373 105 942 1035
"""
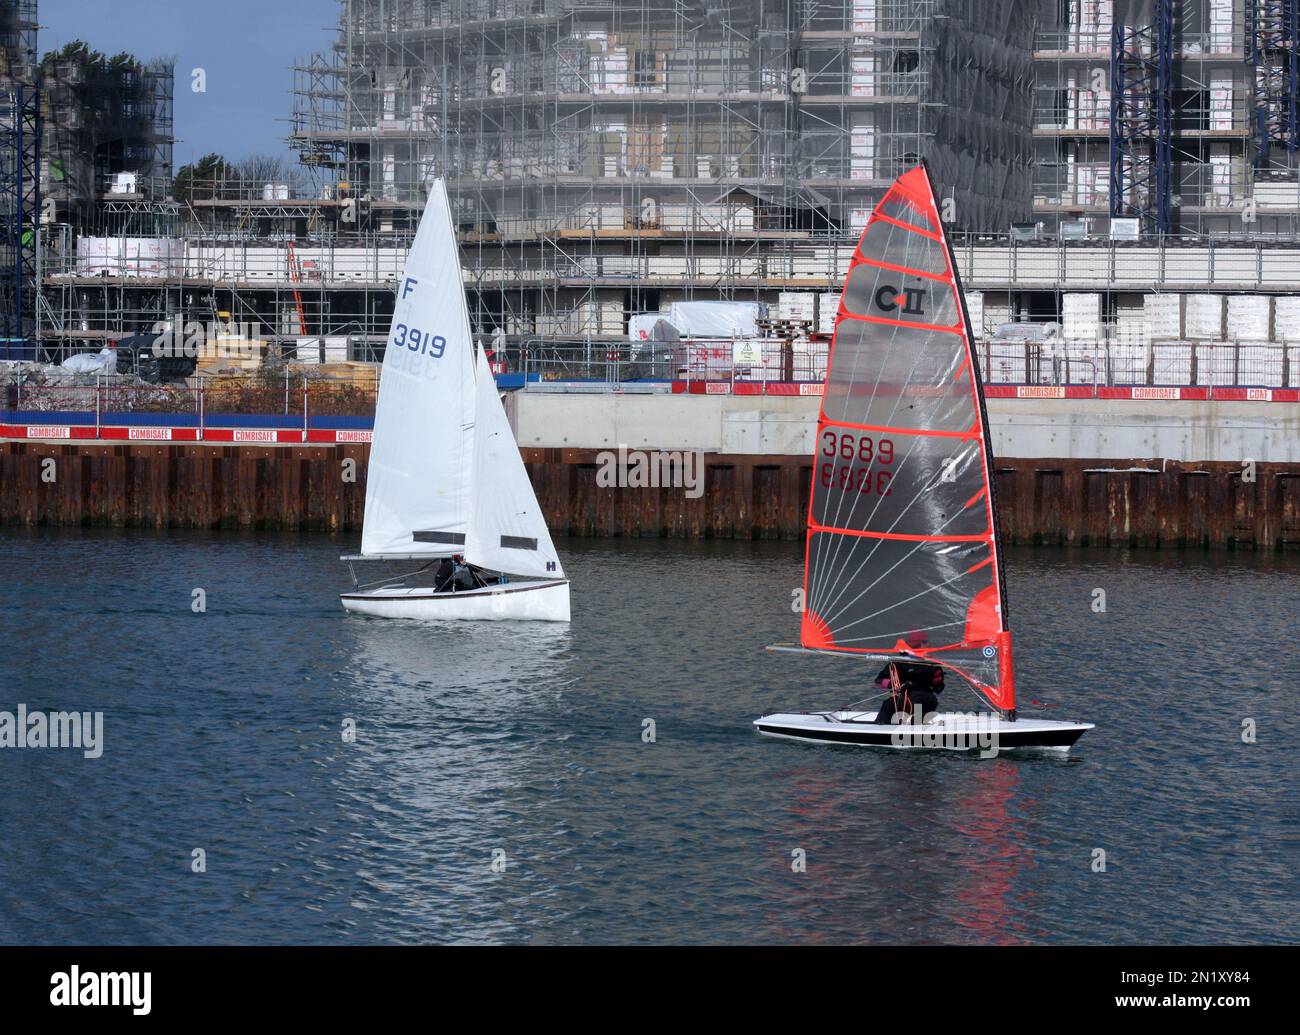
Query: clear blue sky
40 0 338 169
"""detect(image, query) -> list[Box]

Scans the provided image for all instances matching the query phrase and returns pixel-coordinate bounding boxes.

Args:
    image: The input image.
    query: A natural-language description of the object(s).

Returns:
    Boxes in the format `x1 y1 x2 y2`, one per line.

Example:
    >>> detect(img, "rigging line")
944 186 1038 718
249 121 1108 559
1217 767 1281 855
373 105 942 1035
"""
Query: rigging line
817 483 986 627
814 220 912 600
812 313 902 596
847 657 993 719
811 274 971 618
812 327 962 611
839 688 897 711
810 424 924 617
832 618 966 644
356 559 437 591
812 435 975 619
829 565 979 633
813 235 956 604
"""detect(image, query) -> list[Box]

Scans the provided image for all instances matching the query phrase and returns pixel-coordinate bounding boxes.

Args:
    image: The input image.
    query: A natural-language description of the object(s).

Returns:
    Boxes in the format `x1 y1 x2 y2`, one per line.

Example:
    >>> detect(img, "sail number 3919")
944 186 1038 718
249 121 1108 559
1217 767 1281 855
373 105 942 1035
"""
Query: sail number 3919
819 430 894 496
392 323 446 359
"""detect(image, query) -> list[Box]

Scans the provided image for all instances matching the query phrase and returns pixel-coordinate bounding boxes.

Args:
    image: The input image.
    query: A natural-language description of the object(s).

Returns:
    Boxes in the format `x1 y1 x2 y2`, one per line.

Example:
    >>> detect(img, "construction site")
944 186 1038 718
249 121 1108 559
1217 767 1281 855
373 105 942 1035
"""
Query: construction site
1 0 1300 546
0 0 1288 370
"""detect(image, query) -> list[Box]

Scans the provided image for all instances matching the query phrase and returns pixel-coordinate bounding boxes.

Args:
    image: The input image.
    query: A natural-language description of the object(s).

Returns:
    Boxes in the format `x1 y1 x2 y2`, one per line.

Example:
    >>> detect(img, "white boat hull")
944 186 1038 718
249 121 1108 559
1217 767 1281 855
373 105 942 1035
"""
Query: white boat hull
754 710 1093 752
340 579 570 622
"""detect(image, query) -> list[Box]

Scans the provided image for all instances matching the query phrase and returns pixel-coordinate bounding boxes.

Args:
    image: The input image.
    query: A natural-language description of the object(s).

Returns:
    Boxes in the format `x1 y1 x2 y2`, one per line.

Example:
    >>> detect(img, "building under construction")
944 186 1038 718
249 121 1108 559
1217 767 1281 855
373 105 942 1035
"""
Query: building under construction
15 0 1300 365
284 0 1035 340
39 40 175 232
1034 0 1300 236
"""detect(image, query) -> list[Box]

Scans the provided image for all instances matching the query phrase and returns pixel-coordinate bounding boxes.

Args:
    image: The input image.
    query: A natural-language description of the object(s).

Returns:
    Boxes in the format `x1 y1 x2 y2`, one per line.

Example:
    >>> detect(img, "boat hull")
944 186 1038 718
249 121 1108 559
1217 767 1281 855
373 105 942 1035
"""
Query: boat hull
753 710 1092 752
340 579 570 622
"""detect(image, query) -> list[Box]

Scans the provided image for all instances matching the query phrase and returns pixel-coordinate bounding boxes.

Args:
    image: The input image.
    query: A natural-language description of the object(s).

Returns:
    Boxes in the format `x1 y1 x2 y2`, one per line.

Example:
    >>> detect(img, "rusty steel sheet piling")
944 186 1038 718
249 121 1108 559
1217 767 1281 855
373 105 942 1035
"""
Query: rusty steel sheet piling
0 441 1297 549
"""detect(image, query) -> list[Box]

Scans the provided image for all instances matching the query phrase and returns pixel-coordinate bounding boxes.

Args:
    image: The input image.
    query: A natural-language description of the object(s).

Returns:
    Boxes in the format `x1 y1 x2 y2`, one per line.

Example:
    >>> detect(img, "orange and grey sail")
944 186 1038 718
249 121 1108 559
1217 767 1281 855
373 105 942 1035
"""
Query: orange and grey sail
800 163 1015 717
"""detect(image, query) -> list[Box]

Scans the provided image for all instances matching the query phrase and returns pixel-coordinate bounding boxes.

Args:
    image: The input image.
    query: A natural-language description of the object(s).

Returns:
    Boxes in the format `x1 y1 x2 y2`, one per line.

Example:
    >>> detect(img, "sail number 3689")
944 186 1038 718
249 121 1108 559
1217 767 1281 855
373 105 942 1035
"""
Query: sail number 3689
392 323 446 359
819 431 894 496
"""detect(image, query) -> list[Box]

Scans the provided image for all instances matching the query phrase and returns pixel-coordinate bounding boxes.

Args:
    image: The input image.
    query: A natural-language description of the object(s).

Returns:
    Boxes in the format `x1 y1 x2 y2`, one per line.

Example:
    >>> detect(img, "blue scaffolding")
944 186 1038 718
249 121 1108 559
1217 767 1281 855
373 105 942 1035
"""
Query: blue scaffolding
1249 0 1300 168
0 82 40 353
1109 0 1174 234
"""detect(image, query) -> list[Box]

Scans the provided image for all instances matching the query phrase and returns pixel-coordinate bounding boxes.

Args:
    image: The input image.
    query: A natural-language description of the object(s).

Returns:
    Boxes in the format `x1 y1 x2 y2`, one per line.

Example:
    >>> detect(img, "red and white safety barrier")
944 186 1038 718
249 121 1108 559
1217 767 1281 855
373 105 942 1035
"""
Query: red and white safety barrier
0 424 375 444
673 382 1300 401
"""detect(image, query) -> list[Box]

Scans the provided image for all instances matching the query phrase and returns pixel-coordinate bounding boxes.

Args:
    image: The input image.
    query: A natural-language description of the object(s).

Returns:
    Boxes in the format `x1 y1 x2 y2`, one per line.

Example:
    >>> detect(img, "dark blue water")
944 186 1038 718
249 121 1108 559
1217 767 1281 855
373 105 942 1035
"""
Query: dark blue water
0 528 1294 944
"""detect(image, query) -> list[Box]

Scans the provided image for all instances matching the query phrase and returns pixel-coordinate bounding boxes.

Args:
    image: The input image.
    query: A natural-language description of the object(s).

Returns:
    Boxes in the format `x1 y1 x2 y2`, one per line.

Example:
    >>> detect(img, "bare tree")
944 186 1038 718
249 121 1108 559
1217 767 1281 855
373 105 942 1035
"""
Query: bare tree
234 154 290 198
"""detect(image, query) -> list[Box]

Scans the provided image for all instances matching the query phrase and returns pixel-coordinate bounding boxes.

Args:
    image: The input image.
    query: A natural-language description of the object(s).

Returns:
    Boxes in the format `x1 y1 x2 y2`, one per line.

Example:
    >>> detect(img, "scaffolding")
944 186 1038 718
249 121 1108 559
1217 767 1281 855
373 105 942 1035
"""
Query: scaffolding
0 0 38 347
39 41 175 233
1111 1 1175 232
1034 0 1300 235
282 0 1035 344
1249 1 1299 167
33 0 1300 366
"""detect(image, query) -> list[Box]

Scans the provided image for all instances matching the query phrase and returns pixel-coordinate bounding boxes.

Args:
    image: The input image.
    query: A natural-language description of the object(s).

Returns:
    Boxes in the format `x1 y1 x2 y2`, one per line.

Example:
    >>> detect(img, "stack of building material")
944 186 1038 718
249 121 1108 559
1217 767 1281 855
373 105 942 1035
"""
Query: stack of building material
1113 295 1147 345
1234 345 1284 386
983 341 1027 383
290 337 350 365
1275 296 1300 341
667 301 762 339
195 346 265 375
1194 343 1239 386
1107 343 1147 384
816 293 842 334
1151 343 1193 385
964 290 985 336
1062 293 1103 341
1226 296 1272 341
75 237 184 278
776 292 817 323
1185 295 1226 339
1145 293 1185 339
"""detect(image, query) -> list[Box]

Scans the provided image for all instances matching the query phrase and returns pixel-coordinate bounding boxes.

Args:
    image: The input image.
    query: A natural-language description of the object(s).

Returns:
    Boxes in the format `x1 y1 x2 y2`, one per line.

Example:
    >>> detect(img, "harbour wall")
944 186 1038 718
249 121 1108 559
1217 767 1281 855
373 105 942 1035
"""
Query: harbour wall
1 397 1299 549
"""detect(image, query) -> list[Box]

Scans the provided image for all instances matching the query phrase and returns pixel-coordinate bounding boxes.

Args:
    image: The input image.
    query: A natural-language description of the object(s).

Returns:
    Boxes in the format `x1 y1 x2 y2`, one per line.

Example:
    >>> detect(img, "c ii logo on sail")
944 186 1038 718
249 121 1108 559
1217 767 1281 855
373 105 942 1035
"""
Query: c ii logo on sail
874 284 928 317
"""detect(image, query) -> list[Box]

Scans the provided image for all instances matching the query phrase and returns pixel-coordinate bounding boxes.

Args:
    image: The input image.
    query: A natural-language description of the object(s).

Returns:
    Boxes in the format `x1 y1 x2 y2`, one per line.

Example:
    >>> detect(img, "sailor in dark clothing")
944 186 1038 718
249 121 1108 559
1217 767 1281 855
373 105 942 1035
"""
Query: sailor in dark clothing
451 555 484 592
433 554 491 592
873 630 945 724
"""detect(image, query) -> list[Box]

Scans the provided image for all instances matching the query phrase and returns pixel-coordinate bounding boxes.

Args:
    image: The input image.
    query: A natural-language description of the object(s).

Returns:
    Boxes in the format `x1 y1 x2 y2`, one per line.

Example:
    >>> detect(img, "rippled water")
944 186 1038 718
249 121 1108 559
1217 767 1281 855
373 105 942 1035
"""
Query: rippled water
0 528 1295 944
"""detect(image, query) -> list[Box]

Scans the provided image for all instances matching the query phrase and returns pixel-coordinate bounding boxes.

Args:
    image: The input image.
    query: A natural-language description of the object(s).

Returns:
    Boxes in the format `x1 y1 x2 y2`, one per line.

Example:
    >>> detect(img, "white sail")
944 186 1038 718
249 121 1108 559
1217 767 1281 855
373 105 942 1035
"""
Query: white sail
360 180 476 557
465 346 565 579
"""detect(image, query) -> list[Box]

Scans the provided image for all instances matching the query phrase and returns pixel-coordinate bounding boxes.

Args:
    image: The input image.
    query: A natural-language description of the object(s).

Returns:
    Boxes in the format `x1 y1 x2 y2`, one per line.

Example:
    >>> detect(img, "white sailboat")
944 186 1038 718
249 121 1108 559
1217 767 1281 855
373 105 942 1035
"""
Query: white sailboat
754 164 1090 751
340 180 570 622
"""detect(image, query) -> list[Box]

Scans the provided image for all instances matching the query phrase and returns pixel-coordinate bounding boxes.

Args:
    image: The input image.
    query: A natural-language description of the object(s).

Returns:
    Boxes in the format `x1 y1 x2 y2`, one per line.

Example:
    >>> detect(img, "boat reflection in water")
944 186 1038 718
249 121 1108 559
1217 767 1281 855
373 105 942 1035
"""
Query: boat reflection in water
331 615 575 942
754 756 1055 945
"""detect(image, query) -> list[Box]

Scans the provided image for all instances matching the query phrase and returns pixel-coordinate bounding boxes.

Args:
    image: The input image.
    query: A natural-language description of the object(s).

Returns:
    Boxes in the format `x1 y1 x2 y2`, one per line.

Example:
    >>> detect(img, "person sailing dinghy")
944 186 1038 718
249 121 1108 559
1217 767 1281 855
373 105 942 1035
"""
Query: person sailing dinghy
340 180 570 622
753 163 1091 750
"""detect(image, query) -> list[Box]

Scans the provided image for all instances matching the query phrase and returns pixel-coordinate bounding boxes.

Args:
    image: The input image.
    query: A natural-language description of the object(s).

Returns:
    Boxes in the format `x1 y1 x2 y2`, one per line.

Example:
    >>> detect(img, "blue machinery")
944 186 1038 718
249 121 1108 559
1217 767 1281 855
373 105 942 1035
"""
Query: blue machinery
1249 1 1300 168
1110 0 1175 234
1111 0 1300 233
